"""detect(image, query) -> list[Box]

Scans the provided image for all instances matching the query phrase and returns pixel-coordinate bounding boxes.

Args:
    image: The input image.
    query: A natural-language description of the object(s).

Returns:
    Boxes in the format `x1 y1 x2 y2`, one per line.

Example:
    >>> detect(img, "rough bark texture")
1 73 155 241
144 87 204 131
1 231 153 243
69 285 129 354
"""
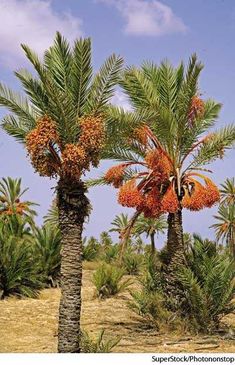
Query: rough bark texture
164 209 186 307
57 179 90 353
150 232 156 254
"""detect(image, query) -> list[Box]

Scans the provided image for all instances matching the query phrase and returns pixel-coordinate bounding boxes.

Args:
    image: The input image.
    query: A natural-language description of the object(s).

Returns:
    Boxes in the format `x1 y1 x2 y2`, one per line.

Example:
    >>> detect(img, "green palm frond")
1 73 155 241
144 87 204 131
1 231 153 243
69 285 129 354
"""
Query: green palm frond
71 37 92 116
86 54 124 114
220 177 235 205
191 124 235 167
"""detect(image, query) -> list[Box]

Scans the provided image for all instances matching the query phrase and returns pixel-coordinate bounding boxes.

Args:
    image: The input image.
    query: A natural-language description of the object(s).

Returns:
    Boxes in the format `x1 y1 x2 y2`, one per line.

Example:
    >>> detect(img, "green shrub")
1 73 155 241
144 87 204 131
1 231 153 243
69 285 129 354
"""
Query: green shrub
101 244 119 263
80 329 121 353
83 237 100 261
129 290 176 330
123 253 142 275
92 263 132 298
0 234 42 299
34 225 61 287
140 254 163 293
178 235 235 333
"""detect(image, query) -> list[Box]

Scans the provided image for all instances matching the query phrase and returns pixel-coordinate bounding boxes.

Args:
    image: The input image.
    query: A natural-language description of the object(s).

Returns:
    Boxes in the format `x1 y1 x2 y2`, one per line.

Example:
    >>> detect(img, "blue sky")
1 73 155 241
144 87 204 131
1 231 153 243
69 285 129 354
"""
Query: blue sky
0 0 234 245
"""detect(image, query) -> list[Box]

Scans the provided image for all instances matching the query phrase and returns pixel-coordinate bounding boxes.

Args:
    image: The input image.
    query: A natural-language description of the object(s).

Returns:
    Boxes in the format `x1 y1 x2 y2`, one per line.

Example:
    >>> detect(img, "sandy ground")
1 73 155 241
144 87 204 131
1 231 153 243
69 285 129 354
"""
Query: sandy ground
0 269 234 353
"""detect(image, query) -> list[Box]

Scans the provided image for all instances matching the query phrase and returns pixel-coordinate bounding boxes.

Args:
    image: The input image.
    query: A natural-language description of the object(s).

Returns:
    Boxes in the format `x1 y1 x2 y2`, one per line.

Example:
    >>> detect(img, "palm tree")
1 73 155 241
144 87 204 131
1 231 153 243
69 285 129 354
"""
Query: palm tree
0 177 37 220
0 33 123 352
43 199 59 227
110 213 130 239
211 205 235 258
92 55 235 291
134 214 167 254
220 177 235 206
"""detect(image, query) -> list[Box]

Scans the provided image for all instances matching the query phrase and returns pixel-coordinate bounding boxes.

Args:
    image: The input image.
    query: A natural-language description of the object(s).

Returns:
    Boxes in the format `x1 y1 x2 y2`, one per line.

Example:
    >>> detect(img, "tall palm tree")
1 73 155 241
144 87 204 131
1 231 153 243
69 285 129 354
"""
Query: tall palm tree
211 205 235 258
134 214 167 254
0 33 123 352
92 55 235 291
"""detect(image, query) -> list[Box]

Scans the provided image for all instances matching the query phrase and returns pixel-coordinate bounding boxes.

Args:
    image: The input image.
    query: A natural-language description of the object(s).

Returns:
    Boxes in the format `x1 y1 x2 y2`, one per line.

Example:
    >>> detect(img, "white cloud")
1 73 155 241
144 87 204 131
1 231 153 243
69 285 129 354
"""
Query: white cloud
98 0 187 36
111 89 132 111
0 0 83 67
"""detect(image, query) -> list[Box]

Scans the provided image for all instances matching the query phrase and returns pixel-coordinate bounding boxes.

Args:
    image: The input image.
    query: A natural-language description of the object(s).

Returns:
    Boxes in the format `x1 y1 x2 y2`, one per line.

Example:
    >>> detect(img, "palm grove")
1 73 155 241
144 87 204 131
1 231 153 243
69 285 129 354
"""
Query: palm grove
0 34 234 352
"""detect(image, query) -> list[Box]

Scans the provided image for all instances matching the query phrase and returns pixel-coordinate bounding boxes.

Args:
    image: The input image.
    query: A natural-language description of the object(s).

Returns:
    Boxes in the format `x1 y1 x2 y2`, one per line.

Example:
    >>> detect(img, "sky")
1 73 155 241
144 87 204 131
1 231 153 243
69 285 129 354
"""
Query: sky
0 0 234 246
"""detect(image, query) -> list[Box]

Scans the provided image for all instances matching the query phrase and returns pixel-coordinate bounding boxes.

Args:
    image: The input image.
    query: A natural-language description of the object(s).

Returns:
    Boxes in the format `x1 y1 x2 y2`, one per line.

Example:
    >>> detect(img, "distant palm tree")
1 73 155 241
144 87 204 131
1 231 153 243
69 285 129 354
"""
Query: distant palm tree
220 177 235 206
99 231 113 248
134 214 167 254
211 205 235 258
0 33 123 352
110 213 129 239
0 177 37 220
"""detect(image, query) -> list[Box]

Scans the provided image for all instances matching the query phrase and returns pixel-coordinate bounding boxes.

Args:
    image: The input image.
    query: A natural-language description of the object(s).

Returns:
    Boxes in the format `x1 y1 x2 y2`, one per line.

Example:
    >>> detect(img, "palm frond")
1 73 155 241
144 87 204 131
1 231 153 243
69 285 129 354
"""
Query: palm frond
86 54 124 114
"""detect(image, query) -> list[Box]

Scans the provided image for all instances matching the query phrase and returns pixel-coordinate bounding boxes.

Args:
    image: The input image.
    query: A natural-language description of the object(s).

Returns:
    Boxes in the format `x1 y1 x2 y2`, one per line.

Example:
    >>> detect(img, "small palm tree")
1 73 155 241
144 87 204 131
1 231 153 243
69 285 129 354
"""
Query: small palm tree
34 224 61 287
0 33 123 352
43 199 59 227
0 177 37 220
211 205 235 258
134 214 167 254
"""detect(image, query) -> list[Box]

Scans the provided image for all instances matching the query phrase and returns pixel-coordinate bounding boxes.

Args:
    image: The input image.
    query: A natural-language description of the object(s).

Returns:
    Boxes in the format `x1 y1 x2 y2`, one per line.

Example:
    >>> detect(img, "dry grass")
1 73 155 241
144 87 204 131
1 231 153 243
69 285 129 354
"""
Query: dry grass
0 269 234 353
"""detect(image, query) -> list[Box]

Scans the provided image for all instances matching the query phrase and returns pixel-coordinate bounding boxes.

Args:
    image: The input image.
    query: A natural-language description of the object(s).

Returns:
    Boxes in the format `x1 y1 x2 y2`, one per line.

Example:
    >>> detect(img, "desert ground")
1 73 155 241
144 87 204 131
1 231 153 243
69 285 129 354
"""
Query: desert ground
0 267 234 353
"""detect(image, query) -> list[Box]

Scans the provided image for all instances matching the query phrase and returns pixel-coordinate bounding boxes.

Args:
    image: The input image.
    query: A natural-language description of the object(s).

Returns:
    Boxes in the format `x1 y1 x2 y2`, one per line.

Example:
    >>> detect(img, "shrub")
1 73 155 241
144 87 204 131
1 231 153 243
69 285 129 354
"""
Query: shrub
92 263 132 298
80 329 121 353
0 233 42 299
178 235 235 333
129 290 177 330
101 244 119 263
83 237 100 261
34 225 61 287
123 252 143 275
140 254 163 293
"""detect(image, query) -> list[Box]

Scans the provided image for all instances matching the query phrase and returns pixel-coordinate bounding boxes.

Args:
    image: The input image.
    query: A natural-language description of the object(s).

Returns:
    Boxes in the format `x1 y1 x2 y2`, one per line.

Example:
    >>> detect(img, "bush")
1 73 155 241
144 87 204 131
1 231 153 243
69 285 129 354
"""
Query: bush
83 237 100 261
0 233 42 299
140 254 163 293
129 290 178 330
34 225 61 287
92 263 132 298
178 235 235 333
80 329 121 353
123 252 143 275
101 244 119 263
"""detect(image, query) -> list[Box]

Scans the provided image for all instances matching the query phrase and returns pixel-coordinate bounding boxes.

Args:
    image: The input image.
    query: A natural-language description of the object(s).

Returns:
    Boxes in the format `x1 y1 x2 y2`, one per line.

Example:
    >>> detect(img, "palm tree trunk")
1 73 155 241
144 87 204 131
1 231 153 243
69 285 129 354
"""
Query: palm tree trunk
150 232 156 254
164 209 186 305
57 179 90 353
166 209 185 268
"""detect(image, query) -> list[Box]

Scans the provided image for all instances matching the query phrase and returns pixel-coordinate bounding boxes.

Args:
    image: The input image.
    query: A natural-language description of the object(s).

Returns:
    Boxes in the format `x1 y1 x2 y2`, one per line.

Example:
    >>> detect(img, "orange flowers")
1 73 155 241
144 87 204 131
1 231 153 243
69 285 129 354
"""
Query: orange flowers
161 185 179 213
140 187 162 218
104 164 126 188
61 144 87 180
204 178 220 207
25 114 105 180
118 180 143 208
145 150 172 181
133 125 148 146
188 96 205 125
79 115 105 167
182 177 220 211
26 116 59 177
